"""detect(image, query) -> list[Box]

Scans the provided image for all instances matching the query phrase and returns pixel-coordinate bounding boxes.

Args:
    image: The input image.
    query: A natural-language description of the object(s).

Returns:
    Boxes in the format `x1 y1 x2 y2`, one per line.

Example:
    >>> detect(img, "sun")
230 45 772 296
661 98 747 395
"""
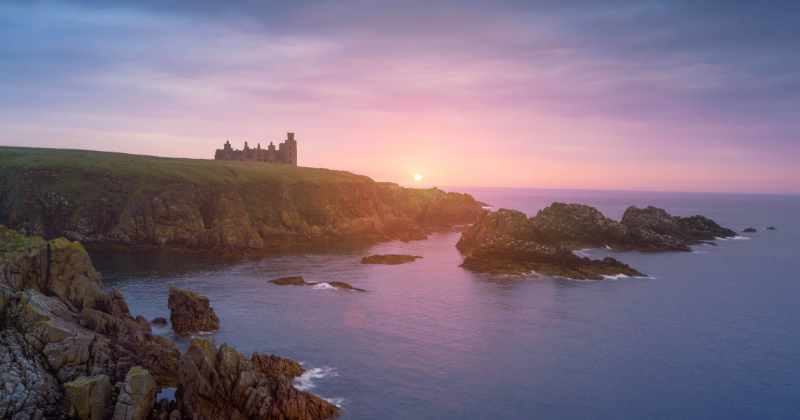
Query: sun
414 174 422 181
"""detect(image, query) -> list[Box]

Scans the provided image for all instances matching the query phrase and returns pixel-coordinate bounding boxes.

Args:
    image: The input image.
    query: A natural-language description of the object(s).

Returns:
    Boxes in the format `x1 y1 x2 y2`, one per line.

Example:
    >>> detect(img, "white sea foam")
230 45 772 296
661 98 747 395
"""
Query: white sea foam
311 282 337 290
715 235 751 241
293 366 338 391
601 274 630 280
323 397 347 407
693 251 710 254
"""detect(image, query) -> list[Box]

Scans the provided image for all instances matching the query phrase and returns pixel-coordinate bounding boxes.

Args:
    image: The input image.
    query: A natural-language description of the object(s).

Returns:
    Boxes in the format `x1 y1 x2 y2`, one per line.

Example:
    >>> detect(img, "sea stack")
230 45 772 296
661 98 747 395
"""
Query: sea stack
167 286 220 335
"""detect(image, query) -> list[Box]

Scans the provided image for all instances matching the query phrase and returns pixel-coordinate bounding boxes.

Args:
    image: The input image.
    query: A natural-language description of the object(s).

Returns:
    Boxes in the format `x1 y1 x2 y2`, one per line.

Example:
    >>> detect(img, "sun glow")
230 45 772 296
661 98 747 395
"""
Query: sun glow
414 174 422 181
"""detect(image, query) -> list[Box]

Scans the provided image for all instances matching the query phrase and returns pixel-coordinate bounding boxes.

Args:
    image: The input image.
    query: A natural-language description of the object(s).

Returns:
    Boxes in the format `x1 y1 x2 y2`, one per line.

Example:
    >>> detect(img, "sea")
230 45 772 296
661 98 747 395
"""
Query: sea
88 188 800 420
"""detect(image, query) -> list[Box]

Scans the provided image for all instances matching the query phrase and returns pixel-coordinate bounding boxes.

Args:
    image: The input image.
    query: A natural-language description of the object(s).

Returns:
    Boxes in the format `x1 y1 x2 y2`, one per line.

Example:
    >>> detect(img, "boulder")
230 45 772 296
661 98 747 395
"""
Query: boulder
112 366 158 420
63 374 114 420
360 254 423 265
175 337 339 420
151 317 168 326
167 286 220 335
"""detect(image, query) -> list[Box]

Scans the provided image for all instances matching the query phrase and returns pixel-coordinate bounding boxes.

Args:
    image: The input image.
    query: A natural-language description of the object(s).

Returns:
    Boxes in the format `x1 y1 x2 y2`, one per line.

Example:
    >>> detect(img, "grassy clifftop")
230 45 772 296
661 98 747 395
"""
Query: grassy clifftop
0 147 479 253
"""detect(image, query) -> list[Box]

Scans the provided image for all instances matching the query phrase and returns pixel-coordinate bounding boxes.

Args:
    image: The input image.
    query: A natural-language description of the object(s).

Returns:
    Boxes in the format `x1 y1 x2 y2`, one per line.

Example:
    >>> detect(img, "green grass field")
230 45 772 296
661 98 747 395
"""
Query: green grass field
0 146 370 187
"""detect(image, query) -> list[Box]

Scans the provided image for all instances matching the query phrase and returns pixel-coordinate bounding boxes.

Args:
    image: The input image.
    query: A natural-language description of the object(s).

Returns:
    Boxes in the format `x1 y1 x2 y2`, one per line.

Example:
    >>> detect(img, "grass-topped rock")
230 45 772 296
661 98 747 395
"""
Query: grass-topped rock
361 254 423 265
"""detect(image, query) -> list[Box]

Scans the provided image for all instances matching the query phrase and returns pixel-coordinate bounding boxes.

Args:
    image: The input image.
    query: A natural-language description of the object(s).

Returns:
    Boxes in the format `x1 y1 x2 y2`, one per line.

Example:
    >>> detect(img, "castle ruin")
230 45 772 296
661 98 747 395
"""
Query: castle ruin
214 132 298 165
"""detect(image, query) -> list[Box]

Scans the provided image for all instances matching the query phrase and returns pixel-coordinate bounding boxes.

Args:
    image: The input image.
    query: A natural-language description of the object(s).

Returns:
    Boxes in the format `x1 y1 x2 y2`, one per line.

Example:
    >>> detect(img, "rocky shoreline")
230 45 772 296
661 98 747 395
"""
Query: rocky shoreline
456 203 736 278
0 225 340 419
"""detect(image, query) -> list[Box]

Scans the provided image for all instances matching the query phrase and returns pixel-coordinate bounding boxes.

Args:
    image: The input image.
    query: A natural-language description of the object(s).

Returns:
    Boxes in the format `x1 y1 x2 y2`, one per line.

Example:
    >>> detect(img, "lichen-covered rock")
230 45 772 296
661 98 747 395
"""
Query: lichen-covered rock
175 337 338 420
112 366 158 420
0 228 181 418
63 374 114 420
360 254 422 265
168 286 220 335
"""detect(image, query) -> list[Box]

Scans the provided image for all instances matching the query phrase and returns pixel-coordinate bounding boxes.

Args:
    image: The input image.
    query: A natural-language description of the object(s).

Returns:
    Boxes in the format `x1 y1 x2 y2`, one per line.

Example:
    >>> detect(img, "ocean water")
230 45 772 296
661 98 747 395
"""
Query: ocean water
89 188 800 420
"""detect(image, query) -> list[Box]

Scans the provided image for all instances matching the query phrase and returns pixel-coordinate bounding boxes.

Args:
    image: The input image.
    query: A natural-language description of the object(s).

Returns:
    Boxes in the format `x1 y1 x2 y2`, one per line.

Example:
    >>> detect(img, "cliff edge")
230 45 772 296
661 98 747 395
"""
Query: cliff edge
0 147 480 255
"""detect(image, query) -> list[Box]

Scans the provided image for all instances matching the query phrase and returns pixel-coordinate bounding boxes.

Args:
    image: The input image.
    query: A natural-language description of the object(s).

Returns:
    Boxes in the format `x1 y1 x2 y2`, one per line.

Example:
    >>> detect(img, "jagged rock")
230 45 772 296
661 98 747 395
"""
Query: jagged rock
251 353 305 381
360 254 423 265
63 374 114 420
456 209 555 252
168 286 220 335
326 282 366 292
743 228 757 232
0 228 181 418
175 337 338 420
112 366 158 420
268 276 307 286
620 205 737 242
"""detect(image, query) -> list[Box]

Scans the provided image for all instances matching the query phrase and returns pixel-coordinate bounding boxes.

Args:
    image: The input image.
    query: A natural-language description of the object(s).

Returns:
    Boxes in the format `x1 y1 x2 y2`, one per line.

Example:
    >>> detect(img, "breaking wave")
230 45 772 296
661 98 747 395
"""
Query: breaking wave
311 282 338 290
293 366 338 391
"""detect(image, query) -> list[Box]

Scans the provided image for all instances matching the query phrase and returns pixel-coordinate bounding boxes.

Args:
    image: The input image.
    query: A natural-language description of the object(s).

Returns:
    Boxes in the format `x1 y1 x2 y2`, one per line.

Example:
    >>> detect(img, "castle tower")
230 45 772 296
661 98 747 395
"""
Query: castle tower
284 132 298 165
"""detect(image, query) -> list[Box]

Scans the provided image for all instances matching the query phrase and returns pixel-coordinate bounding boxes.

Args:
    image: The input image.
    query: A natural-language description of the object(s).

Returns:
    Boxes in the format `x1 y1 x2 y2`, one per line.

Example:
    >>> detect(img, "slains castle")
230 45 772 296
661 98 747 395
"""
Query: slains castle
214 132 298 165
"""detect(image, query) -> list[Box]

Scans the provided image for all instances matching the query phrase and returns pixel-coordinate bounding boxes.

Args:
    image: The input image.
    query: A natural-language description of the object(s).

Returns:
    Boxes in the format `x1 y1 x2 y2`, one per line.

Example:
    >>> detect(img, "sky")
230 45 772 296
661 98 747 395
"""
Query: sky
1 0 799 193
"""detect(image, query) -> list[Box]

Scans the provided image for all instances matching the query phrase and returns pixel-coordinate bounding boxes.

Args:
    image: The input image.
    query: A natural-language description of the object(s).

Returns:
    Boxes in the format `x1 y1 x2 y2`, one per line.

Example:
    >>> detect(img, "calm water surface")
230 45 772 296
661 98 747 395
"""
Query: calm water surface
90 189 800 419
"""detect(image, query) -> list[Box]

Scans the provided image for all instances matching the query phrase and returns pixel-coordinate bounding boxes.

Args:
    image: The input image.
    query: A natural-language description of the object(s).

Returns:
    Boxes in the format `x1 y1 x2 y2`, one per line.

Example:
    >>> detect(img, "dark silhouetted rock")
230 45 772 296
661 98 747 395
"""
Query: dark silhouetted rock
167 286 220 335
361 254 422 265
151 317 168 326
766 226 776 230
175 337 339 420
268 276 307 286
743 228 757 232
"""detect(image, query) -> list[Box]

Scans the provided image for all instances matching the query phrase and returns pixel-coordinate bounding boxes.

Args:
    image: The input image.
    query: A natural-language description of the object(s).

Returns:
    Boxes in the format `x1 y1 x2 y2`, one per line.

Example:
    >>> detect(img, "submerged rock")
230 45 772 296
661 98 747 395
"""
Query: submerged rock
268 276 307 286
175 337 339 420
460 238 644 279
270 276 366 291
766 226 777 230
743 228 757 232
167 286 220 335
360 254 423 265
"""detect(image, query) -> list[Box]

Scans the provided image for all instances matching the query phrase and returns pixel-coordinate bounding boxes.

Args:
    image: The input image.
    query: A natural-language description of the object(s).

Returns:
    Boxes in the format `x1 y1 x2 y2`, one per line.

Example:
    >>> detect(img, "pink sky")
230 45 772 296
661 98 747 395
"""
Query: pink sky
1 1 798 194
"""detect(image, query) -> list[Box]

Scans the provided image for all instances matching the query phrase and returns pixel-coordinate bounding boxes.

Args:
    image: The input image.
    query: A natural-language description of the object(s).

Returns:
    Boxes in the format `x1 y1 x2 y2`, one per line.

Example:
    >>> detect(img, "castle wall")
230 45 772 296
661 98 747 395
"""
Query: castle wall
214 133 298 165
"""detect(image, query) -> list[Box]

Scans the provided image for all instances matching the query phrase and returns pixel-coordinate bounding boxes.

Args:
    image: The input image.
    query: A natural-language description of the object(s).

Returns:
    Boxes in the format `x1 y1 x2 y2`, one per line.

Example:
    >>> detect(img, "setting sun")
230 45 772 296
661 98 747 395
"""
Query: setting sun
414 174 422 181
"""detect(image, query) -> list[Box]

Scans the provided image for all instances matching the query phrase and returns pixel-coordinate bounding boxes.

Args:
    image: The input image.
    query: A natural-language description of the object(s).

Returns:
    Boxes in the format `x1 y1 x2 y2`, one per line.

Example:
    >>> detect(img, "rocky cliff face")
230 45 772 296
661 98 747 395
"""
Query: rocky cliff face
0 226 339 420
0 157 479 255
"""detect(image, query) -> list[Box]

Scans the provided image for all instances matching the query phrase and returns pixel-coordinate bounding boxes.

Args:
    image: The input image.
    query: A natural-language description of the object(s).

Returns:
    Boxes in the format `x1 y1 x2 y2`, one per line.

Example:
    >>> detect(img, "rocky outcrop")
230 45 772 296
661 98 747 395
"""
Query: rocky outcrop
0 227 180 419
457 204 736 277
743 228 757 232
175 337 338 420
0 227 339 420
268 276 366 292
766 226 776 230
0 149 481 255
360 254 423 265
619 205 737 242
457 210 644 278
112 366 158 420
167 286 220 335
